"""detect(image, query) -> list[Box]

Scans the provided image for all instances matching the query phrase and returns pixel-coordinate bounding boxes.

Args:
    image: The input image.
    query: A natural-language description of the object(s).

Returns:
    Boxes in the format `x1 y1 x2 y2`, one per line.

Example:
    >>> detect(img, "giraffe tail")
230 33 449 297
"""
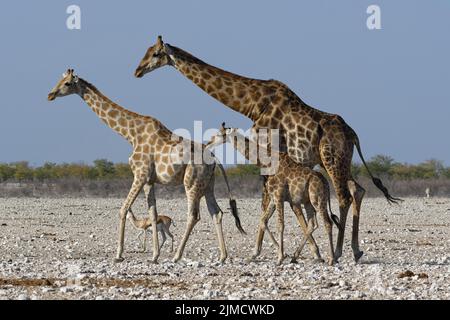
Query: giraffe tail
214 157 246 235
349 127 403 204
320 174 342 231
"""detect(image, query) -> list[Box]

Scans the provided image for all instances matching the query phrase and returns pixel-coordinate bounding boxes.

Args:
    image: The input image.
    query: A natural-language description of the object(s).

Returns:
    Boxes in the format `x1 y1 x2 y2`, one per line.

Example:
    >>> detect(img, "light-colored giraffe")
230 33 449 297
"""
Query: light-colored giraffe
207 123 341 265
135 36 401 263
47 69 245 263
127 209 175 253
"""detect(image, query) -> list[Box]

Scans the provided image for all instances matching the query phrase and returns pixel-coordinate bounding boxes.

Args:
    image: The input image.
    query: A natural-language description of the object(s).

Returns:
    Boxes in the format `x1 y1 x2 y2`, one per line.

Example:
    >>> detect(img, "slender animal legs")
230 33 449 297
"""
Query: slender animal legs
275 200 285 265
290 203 322 260
143 183 160 263
348 180 365 262
205 189 228 263
114 175 147 262
251 201 276 261
173 197 200 263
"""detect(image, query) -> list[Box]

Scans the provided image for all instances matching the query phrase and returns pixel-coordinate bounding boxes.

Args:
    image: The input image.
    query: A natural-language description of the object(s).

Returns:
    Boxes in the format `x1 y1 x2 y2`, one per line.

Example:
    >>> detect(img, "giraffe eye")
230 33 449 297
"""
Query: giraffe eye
153 52 160 58
64 82 71 86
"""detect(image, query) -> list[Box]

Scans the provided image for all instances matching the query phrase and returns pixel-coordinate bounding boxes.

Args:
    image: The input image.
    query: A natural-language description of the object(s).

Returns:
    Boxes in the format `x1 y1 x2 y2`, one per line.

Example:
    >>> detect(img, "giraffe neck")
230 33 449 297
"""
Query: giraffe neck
167 45 261 120
77 79 139 145
228 132 269 168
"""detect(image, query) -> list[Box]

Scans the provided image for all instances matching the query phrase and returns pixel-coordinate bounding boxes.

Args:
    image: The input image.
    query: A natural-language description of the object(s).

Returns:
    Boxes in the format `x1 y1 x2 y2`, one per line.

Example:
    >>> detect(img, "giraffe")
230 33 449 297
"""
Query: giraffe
135 36 401 263
127 209 175 253
47 69 245 263
206 123 341 265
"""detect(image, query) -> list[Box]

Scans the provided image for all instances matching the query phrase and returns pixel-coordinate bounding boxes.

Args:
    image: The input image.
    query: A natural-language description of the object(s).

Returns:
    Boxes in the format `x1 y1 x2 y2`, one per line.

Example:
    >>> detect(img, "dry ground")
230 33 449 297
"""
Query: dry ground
0 197 449 300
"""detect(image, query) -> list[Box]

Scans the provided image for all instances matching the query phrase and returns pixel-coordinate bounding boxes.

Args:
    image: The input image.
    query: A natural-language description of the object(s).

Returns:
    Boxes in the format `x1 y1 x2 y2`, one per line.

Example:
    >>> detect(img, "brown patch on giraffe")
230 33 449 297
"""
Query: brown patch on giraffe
218 92 229 104
213 78 223 90
273 109 283 121
202 72 211 80
225 87 233 96
157 164 166 173
132 153 142 161
118 118 127 127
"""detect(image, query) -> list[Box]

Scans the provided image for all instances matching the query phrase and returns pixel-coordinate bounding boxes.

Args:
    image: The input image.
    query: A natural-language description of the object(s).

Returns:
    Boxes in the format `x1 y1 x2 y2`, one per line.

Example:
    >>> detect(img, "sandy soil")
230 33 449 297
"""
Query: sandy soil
0 196 449 300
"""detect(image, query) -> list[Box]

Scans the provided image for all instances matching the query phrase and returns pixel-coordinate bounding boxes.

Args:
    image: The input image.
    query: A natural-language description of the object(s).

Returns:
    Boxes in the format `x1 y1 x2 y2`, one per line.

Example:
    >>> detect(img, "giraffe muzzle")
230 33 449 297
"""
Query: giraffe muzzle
47 93 56 101
134 68 144 78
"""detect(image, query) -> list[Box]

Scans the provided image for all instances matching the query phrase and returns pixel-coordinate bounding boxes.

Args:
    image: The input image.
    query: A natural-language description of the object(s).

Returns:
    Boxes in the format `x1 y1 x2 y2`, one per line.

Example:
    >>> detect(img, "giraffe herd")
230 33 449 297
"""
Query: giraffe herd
47 35 400 266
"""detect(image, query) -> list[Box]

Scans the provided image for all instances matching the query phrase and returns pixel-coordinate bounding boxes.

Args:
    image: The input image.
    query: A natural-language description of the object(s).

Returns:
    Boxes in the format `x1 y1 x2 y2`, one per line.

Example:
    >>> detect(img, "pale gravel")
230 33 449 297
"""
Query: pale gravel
0 197 449 300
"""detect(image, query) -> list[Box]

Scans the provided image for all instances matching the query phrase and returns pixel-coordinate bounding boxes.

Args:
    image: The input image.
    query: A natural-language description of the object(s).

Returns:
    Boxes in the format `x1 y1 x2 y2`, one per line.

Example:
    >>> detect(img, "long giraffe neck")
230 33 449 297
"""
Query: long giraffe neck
228 132 270 168
167 45 265 120
77 79 142 146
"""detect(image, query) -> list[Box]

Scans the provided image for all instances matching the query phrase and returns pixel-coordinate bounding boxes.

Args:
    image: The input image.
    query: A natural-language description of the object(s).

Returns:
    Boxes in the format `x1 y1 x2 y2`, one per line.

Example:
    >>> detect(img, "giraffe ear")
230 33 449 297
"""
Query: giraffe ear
157 35 163 46
73 75 79 83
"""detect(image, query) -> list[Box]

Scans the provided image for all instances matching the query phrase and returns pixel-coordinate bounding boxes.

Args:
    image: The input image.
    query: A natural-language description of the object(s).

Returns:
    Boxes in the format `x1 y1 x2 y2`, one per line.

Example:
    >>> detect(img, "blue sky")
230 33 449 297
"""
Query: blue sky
0 1 449 165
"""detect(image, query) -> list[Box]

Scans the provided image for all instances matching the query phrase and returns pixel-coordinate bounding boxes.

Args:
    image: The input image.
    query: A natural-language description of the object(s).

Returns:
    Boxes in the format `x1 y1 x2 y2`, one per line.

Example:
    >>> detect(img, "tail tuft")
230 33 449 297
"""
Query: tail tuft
372 177 403 204
230 199 246 235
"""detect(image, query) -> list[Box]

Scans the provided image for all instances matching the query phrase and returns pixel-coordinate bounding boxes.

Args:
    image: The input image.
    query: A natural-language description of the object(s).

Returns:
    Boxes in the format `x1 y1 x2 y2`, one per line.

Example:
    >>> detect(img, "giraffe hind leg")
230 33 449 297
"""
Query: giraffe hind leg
348 180 365 263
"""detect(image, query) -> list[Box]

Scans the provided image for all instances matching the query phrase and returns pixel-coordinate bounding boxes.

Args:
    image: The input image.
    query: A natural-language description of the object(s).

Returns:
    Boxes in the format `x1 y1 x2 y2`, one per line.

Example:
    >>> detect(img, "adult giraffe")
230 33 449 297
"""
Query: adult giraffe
47 69 245 263
135 36 401 262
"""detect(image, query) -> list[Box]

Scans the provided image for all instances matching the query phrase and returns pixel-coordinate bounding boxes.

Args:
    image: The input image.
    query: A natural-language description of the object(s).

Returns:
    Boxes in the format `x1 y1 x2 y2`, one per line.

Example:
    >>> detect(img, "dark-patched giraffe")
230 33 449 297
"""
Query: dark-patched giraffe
135 36 401 262
207 123 341 265
48 69 245 264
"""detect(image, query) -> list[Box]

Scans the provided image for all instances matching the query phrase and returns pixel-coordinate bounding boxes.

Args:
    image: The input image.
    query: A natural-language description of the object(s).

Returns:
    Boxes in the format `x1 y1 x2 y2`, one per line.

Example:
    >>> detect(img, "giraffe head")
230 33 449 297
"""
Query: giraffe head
206 122 239 149
48 69 80 101
134 35 172 78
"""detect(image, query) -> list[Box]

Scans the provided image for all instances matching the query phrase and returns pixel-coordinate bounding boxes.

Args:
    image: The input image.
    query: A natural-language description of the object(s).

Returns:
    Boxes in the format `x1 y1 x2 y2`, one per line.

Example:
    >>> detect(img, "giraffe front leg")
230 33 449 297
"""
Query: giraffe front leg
292 215 318 262
173 197 200 263
251 202 275 262
290 203 321 261
205 190 228 263
114 175 147 263
144 183 160 263
275 201 285 266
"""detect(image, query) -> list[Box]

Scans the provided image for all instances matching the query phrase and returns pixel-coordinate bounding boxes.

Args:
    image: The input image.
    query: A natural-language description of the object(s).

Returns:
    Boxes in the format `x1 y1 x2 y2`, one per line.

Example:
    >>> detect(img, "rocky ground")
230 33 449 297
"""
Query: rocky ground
0 196 449 300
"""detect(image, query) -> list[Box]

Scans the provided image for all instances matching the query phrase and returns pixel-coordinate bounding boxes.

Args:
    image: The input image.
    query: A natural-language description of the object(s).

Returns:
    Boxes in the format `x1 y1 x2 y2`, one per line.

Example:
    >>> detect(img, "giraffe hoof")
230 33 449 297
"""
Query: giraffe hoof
151 258 159 264
113 257 124 263
354 251 364 263
290 258 298 264
219 257 227 264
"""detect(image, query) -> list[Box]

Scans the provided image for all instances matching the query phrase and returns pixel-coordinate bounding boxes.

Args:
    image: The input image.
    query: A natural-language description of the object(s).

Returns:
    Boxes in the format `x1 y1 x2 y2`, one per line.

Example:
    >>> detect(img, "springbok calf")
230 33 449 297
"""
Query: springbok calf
127 209 175 253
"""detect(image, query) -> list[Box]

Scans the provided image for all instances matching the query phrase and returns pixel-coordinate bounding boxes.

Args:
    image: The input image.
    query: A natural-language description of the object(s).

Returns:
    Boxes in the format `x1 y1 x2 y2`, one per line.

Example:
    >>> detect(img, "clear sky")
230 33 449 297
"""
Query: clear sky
0 1 449 166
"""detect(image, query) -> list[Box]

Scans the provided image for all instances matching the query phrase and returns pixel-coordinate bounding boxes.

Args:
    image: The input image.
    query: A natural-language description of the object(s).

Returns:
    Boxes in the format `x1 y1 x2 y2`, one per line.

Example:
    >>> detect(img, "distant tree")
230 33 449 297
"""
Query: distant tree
34 162 57 181
0 164 15 182
93 159 116 178
13 162 33 181
416 159 445 179
351 162 362 178
226 164 260 177
362 154 395 178
114 163 132 179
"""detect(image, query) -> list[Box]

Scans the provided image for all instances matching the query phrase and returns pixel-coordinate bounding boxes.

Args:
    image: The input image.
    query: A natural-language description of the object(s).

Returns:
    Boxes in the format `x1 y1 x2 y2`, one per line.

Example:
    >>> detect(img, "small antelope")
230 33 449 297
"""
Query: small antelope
127 209 175 253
